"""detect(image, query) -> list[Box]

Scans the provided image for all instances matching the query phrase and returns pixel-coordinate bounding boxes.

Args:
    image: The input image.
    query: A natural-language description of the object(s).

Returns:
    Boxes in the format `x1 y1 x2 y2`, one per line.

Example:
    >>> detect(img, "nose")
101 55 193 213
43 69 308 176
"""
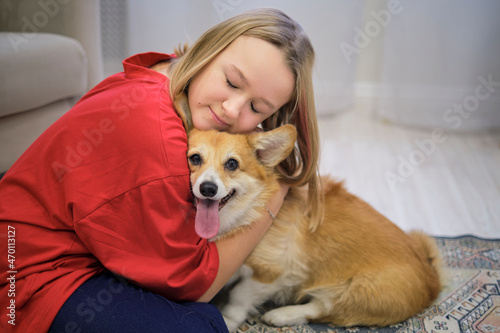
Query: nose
200 181 218 198
222 95 246 120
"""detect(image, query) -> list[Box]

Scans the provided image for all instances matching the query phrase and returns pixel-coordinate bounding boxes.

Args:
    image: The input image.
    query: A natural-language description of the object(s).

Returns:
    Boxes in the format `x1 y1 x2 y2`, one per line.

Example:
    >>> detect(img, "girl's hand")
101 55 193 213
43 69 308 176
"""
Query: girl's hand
266 181 289 220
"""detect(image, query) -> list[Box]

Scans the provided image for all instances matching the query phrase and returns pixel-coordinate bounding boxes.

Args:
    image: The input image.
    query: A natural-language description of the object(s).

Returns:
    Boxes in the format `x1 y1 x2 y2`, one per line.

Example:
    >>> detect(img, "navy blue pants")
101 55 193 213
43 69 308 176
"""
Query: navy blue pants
49 271 229 333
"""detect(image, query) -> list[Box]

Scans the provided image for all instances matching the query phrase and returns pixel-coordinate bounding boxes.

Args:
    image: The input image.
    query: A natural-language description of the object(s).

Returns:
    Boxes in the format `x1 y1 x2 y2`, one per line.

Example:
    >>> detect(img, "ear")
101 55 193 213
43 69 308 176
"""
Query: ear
173 92 193 131
248 125 297 167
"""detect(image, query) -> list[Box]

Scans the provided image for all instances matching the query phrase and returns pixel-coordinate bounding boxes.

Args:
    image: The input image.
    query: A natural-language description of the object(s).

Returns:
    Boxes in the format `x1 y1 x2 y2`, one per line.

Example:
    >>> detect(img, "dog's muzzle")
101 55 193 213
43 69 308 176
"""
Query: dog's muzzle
200 181 218 198
193 181 236 239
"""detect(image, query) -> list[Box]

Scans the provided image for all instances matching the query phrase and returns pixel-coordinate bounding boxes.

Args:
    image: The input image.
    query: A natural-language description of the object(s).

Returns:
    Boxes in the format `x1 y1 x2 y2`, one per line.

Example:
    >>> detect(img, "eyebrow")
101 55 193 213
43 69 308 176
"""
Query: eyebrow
230 64 276 111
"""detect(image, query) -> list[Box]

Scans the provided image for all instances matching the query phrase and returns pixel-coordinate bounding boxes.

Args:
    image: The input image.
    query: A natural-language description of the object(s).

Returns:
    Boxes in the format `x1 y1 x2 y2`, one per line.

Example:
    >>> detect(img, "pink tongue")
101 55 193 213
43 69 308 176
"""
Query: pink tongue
195 199 220 239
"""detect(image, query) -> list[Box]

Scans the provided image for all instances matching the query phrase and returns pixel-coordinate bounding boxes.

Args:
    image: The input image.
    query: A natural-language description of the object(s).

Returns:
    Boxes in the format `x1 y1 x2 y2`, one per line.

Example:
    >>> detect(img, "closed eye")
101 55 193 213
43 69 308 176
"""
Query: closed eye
227 78 260 114
226 78 237 89
250 103 260 114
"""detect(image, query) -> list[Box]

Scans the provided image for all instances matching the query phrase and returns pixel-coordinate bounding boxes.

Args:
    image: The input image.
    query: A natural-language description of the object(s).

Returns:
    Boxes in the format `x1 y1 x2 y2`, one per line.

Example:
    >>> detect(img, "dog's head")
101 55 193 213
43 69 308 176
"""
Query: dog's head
187 125 297 241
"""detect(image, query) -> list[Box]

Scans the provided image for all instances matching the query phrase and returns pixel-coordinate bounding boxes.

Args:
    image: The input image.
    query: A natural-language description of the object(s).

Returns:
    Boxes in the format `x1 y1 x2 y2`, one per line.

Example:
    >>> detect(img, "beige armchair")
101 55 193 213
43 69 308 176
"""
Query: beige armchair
0 0 104 172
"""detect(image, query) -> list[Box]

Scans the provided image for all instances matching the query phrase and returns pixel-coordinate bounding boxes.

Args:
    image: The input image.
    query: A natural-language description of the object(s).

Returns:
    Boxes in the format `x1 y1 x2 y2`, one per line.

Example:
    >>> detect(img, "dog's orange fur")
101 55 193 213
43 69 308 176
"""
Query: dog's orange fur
187 125 443 328
249 179 442 326
187 126 292 239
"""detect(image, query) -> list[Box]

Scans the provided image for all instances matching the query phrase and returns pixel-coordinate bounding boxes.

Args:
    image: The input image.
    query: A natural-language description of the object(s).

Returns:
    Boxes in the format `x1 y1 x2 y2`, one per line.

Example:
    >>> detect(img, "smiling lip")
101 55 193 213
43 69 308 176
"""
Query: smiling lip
209 107 229 127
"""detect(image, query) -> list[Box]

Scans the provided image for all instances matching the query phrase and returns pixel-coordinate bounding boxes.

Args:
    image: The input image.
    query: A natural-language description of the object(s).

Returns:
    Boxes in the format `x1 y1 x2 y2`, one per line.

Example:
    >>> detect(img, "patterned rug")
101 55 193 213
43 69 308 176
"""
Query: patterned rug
230 235 500 333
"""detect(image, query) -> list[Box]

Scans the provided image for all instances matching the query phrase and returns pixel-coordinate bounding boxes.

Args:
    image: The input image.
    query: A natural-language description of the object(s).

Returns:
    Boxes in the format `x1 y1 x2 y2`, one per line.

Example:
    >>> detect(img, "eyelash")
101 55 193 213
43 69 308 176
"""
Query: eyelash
226 78 237 89
226 78 259 114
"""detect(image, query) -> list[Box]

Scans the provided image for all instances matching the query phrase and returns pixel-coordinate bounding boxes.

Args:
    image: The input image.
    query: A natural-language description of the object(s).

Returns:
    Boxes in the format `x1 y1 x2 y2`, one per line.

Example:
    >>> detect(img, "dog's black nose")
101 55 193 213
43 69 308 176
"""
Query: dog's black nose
200 182 218 198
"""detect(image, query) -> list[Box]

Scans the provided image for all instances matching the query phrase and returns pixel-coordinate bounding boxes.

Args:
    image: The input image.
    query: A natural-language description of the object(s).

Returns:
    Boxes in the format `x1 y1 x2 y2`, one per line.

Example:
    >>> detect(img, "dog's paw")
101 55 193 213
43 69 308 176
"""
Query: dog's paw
261 306 308 326
223 314 242 333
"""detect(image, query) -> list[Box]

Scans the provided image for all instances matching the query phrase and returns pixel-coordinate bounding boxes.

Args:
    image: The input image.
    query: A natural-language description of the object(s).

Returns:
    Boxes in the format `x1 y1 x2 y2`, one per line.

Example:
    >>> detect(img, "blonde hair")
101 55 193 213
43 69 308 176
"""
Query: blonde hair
169 8 323 230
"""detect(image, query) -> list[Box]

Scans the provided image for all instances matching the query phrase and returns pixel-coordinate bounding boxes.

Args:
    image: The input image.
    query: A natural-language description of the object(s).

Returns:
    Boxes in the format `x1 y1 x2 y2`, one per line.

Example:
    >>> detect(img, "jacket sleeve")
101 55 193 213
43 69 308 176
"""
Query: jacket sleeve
73 175 219 302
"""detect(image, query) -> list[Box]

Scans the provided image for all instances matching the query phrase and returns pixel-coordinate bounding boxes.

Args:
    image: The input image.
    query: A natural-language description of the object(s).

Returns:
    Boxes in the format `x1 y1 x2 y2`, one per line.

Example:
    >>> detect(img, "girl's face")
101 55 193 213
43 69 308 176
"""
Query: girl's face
187 36 295 134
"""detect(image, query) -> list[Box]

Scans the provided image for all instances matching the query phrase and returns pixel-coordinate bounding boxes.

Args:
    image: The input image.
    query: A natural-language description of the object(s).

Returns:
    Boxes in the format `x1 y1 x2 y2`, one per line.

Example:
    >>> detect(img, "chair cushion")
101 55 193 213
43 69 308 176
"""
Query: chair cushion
0 32 87 117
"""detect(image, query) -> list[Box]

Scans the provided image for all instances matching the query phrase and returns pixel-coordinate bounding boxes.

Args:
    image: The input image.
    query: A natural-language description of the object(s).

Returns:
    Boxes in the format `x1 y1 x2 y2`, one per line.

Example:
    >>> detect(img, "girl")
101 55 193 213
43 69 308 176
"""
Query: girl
0 8 321 332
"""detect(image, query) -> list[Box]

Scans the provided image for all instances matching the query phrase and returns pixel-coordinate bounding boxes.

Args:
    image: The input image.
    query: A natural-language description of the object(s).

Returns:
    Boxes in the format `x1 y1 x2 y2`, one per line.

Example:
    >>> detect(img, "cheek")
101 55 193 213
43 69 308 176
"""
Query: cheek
187 78 203 109
187 71 211 106
188 70 225 105
191 111 210 131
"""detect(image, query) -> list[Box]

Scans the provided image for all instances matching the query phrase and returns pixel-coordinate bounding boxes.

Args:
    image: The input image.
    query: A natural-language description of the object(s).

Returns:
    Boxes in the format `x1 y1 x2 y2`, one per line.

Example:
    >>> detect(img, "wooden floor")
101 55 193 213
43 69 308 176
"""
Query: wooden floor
317 98 500 238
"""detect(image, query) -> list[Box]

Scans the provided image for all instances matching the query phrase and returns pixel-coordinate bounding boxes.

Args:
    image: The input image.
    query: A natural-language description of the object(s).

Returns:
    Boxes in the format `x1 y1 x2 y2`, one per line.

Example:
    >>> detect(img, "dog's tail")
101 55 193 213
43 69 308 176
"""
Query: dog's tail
408 230 447 290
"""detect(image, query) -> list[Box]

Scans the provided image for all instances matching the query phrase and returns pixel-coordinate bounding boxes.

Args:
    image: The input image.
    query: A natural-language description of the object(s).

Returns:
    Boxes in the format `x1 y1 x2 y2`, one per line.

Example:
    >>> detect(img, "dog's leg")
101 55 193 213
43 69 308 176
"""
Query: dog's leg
221 276 281 332
261 299 327 326
226 264 253 286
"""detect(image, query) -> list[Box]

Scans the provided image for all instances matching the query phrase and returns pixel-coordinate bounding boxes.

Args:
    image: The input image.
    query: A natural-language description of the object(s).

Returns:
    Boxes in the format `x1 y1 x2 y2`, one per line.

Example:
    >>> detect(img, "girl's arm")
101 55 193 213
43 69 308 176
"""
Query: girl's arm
197 182 289 302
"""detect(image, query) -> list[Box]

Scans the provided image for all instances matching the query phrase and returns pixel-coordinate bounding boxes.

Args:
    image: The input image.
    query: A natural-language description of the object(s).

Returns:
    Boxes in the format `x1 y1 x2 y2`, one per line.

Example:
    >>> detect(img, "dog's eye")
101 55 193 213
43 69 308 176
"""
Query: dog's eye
225 158 239 171
189 154 202 166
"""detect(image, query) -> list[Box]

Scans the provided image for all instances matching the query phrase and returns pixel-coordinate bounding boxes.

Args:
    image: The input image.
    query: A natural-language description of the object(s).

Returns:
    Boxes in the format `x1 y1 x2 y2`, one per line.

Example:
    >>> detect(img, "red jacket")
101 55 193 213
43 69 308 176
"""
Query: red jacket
0 53 218 332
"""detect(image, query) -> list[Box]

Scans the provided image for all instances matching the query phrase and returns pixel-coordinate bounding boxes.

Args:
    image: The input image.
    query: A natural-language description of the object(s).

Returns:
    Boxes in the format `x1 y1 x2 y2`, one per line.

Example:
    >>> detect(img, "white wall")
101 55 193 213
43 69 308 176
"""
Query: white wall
123 0 500 130
376 0 500 131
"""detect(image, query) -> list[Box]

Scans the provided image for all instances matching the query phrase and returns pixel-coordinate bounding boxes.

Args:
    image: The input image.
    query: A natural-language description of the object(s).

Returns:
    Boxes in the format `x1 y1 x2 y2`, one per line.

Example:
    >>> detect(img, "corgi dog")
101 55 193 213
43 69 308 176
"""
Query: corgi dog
187 125 443 332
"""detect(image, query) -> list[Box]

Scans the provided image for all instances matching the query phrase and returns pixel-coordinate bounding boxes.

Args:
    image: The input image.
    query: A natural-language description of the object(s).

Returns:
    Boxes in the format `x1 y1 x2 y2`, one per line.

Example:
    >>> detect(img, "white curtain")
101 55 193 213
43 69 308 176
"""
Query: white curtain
377 0 500 131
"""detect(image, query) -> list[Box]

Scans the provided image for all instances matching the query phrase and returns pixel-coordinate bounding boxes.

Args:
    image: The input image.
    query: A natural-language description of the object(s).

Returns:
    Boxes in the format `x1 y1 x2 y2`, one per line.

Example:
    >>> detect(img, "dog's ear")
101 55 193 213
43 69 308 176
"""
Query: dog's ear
173 92 193 132
248 125 297 167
